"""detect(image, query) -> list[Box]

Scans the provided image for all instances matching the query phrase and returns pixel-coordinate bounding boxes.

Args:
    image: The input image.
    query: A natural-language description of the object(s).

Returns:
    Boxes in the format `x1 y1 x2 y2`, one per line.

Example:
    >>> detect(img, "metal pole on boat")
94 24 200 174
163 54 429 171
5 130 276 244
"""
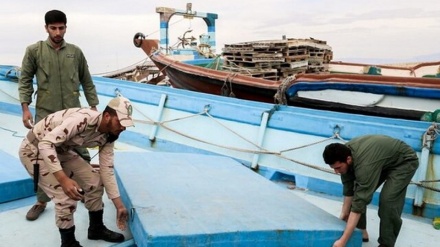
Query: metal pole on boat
149 94 168 141
251 112 269 169
156 3 218 55
414 124 437 207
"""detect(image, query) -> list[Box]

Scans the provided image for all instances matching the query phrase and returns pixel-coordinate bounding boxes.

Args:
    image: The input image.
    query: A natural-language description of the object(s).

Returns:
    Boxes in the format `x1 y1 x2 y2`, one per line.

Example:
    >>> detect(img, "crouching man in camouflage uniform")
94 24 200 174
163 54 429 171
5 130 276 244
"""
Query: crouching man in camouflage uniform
18 96 134 247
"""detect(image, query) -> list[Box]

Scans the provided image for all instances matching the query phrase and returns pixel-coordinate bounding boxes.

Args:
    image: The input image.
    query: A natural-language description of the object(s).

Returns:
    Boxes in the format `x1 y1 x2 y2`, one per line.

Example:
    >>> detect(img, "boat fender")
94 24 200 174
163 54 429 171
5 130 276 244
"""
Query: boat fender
421 112 433 122
423 109 440 122
133 32 146 48
433 217 440 230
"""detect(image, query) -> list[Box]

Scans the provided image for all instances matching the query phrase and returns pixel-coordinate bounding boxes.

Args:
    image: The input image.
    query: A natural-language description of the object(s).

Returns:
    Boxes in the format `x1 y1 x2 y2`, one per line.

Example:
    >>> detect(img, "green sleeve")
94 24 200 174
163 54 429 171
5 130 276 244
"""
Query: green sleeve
341 172 355 197
77 49 99 107
350 161 382 213
18 45 37 104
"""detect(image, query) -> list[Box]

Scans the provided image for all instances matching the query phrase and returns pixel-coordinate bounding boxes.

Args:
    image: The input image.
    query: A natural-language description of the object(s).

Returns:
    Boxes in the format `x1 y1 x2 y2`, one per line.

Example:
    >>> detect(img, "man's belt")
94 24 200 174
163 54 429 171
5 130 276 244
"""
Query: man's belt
26 131 39 146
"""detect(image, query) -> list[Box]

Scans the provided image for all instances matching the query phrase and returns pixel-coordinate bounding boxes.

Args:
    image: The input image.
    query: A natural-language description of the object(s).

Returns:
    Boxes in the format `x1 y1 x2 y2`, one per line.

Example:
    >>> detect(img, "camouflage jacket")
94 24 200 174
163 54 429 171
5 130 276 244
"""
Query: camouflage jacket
29 107 120 199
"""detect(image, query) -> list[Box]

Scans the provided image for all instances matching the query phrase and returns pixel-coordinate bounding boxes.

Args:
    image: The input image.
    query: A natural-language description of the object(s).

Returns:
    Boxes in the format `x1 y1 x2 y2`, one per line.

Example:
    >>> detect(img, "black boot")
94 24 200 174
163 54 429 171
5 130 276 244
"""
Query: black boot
88 210 125 243
59 226 82 247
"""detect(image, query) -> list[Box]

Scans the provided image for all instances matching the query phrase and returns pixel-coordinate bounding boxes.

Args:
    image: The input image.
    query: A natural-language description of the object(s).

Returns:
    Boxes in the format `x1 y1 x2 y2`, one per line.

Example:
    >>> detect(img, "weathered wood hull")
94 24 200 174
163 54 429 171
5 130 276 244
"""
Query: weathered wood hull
137 39 440 120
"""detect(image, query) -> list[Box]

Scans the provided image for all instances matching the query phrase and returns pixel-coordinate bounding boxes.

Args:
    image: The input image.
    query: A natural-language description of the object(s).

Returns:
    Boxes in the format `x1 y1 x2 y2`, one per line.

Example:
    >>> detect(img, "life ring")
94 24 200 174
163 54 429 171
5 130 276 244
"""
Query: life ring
133 32 145 48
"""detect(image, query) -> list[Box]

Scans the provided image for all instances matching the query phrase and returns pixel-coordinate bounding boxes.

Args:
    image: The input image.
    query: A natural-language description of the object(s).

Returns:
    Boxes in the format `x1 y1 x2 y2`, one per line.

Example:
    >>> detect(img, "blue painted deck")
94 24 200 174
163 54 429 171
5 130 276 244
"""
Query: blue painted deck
1 66 438 246
0 109 34 204
115 152 362 247
0 150 33 203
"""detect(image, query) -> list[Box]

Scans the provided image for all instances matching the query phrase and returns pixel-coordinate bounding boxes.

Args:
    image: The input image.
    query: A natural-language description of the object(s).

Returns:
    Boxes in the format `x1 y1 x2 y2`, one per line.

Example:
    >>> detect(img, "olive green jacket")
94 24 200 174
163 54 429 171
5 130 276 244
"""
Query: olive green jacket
18 38 99 121
341 135 418 214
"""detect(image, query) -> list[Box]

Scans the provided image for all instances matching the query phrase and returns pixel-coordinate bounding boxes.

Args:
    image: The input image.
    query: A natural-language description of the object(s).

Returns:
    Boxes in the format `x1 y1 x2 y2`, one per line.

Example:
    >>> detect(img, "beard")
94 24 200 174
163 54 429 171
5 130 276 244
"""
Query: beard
50 36 64 44
107 133 119 143
105 118 121 143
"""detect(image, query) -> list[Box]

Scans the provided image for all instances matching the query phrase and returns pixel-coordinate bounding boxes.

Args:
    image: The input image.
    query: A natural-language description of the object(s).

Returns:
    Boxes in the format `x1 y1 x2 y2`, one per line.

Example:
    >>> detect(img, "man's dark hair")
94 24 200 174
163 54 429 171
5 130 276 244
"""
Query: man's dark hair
322 143 351 165
104 106 120 118
45 10 67 25
103 106 118 121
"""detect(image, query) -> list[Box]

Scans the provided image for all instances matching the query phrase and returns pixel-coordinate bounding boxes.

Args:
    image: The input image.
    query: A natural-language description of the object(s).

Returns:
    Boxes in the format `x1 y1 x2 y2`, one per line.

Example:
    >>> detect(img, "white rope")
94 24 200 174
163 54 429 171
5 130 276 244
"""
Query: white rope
123 92 338 174
113 93 440 190
274 75 295 105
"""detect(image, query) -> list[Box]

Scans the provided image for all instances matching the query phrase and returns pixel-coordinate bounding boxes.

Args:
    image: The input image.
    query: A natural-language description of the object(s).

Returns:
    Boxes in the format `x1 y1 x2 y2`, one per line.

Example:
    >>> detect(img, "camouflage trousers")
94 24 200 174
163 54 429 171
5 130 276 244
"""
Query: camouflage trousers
19 139 104 229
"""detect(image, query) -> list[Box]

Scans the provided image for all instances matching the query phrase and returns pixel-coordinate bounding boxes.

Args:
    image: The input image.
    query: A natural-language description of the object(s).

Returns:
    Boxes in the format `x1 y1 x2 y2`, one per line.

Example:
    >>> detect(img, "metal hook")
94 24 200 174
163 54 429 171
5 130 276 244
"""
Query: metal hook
333 125 341 135
204 104 211 113
130 208 135 222
114 88 122 97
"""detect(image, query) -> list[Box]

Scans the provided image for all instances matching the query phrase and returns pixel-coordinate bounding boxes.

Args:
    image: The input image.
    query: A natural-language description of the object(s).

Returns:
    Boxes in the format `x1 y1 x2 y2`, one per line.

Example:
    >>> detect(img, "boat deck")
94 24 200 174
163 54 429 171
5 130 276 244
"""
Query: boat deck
0 150 438 246
1 149 363 247
115 152 362 246
291 190 438 247
0 69 438 246
0 195 135 247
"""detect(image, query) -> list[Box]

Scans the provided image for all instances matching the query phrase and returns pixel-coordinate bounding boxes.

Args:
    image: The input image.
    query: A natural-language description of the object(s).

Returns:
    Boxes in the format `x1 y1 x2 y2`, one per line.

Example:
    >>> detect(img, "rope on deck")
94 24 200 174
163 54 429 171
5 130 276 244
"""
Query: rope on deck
125 93 440 192
274 75 295 105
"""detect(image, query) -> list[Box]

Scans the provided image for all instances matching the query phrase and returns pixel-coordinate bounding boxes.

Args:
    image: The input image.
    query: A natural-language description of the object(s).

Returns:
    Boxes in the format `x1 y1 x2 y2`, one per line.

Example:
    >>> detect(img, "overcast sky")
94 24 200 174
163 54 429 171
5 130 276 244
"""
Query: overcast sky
1 0 439 74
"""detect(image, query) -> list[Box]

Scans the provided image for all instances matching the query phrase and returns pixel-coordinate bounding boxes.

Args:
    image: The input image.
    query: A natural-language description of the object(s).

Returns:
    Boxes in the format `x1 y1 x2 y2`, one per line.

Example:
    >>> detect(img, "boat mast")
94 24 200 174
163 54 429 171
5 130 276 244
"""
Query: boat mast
156 3 218 55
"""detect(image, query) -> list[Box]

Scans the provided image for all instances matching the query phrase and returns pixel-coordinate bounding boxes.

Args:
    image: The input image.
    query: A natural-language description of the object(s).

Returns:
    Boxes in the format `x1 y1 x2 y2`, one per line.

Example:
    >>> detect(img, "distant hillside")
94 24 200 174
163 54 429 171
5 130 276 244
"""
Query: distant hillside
411 53 440 63
337 53 439 65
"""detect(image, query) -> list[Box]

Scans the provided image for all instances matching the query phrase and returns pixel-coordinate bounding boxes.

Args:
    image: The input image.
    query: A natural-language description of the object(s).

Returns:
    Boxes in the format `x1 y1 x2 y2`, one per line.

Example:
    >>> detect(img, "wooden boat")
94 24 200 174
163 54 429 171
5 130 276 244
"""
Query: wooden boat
100 60 164 83
329 60 440 78
131 2 440 122
1 64 439 246
135 37 440 121
137 39 282 101
2 5 439 247
287 73 440 120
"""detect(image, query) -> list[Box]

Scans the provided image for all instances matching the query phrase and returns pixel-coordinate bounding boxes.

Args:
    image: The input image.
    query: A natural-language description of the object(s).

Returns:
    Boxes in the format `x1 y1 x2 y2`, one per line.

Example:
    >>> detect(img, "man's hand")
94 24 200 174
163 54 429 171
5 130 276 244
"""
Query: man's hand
112 197 128 230
54 171 83 201
339 211 349 221
333 238 346 247
22 107 34 129
116 207 128 231
340 196 352 221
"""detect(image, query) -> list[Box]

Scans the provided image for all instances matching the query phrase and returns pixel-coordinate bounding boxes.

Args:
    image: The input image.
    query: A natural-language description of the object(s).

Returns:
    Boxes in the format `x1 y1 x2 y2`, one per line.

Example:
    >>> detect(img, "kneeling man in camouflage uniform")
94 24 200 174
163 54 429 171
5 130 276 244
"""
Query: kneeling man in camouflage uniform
19 96 134 247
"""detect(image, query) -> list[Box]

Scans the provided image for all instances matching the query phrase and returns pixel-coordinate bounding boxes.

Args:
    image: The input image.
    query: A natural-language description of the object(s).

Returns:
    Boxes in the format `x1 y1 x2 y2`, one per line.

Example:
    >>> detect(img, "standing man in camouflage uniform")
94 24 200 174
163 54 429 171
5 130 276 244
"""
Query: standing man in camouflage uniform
322 135 419 247
18 9 99 221
19 96 133 247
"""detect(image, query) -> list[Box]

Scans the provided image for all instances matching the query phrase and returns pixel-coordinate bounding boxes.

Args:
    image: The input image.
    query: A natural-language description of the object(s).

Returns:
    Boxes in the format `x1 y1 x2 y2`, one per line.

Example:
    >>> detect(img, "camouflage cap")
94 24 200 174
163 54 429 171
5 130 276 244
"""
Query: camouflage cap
107 96 134 127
